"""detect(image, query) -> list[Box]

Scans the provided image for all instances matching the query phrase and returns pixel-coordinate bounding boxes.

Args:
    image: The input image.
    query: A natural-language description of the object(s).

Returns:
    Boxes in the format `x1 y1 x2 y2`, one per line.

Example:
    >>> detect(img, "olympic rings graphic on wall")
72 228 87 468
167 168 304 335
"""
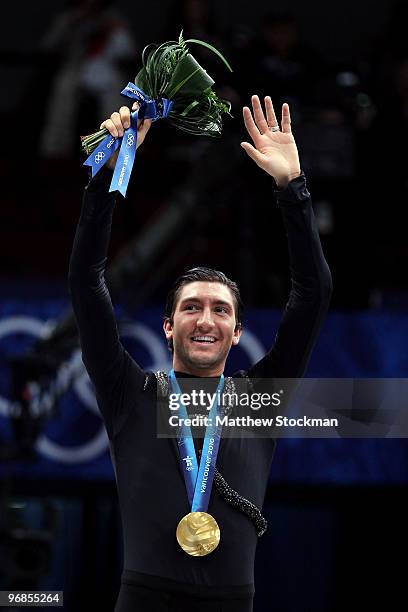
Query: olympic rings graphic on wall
0 315 265 464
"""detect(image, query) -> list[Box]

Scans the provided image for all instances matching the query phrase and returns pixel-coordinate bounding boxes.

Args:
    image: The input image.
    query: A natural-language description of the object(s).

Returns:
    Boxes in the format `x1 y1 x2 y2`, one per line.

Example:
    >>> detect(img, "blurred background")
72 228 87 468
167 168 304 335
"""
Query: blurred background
0 0 407 610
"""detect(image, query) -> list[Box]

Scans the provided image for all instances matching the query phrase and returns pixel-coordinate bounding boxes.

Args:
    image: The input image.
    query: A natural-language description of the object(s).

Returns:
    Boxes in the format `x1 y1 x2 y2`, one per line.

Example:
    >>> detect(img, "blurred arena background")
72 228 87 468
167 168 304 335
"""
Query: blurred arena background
0 1 407 610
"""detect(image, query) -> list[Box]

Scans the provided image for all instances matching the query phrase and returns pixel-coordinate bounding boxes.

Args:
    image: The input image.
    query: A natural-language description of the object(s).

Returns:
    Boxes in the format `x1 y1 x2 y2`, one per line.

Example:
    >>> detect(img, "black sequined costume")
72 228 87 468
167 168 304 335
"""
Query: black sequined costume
69 167 332 611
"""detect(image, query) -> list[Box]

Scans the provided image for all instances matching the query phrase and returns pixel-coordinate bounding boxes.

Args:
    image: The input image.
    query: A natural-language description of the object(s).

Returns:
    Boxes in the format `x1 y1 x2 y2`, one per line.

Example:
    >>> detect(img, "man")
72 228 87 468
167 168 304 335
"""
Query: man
69 95 332 611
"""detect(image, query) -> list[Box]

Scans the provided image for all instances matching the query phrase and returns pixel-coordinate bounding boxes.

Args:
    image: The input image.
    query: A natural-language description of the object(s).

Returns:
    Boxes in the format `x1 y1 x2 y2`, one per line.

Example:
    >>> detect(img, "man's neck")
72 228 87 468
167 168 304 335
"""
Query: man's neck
172 361 223 378
174 370 222 379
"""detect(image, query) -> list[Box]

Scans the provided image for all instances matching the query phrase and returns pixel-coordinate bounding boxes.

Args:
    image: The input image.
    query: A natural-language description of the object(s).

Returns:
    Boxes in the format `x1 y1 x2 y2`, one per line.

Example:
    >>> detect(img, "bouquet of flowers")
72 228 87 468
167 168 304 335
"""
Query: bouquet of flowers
81 31 232 156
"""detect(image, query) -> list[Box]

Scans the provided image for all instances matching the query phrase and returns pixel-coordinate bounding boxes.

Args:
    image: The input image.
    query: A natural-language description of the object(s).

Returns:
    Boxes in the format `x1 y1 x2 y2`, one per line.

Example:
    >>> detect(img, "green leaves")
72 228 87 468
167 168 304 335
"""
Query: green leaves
81 32 233 155
166 54 214 98
184 38 233 73
134 32 233 137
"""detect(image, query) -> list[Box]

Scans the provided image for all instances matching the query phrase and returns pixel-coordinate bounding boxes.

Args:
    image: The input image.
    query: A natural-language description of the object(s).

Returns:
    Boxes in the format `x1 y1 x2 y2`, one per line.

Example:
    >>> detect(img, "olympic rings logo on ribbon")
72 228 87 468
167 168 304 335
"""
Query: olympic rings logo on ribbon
94 152 105 164
126 133 135 147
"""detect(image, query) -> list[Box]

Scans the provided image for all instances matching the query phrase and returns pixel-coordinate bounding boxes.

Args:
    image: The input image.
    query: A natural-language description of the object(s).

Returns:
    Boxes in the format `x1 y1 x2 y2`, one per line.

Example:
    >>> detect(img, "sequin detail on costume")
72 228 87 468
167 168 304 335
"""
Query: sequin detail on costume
155 371 268 537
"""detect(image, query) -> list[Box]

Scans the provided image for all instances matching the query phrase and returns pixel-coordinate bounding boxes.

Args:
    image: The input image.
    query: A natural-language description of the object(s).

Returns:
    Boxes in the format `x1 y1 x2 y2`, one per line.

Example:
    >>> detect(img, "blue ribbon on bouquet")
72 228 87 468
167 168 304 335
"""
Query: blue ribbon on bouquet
83 83 173 197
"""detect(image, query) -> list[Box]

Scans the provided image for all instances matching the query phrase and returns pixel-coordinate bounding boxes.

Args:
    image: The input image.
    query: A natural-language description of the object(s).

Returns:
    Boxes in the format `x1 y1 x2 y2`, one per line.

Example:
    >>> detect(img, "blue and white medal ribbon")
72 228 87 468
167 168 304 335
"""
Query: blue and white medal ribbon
168 369 225 512
83 83 173 197
169 369 225 556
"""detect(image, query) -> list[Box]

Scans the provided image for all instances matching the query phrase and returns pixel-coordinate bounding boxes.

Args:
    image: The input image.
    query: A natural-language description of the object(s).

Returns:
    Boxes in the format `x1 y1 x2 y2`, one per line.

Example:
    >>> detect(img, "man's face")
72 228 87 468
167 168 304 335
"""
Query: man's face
163 281 242 376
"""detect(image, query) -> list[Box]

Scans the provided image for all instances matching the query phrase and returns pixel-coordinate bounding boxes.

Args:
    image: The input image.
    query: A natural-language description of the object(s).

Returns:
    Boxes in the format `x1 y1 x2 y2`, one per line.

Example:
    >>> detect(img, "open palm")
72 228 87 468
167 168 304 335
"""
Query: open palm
241 95 301 187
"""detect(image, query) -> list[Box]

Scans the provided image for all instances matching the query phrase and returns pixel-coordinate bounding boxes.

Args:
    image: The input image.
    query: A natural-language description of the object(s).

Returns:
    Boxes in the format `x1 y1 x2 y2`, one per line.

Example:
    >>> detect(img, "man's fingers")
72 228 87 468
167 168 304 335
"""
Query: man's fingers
103 118 119 138
110 111 124 137
251 95 269 133
119 106 131 129
240 141 264 165
138 119 152 137
100 110 151 143
243 106 261 143
281 103 292 133
143 118 153 132
265 97 278 129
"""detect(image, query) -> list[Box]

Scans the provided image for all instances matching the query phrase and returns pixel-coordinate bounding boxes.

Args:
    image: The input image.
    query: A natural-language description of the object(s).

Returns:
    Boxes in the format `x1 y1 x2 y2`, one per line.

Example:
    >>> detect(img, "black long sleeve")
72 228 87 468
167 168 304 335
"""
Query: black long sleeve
68 167 146 438
247 172 332 379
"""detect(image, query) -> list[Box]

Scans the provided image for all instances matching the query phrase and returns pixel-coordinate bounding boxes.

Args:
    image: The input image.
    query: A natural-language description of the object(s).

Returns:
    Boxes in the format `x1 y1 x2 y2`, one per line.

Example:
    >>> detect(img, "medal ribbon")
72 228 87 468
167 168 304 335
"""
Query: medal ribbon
83 83 173 197
169 369 224 512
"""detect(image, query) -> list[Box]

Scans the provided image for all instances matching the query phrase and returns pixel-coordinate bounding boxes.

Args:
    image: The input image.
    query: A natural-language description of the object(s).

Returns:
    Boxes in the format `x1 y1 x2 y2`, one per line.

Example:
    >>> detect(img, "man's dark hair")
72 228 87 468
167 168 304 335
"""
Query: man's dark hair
164 267 243 348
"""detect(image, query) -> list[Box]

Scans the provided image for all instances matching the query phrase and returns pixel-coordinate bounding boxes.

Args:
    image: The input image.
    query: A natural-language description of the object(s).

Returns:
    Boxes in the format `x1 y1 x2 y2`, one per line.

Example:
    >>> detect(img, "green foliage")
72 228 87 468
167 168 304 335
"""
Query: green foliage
81 31 232 154
134 31 232 137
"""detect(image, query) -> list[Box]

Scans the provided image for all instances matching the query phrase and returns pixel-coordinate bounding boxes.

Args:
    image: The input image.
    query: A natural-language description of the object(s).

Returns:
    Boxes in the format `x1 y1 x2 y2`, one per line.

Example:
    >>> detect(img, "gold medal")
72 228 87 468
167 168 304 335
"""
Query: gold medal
176 511 220 556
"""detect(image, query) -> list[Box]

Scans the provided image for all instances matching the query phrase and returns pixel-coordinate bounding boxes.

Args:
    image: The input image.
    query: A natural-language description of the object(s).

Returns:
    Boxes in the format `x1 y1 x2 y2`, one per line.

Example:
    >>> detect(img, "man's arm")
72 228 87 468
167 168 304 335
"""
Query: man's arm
68 106 152 436
248 173 332 378
241 96 332 378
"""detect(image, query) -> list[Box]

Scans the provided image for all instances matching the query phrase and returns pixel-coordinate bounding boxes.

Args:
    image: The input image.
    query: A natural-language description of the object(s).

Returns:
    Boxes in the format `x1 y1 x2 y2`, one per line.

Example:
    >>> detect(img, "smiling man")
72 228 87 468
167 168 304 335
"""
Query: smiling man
69 96 332 612
164 273 242 376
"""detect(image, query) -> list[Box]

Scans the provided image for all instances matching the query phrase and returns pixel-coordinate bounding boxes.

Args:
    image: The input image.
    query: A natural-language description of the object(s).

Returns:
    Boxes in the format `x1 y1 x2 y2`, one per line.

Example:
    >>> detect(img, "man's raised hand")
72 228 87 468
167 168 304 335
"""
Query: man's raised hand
241 95 301 188
101 102 152 170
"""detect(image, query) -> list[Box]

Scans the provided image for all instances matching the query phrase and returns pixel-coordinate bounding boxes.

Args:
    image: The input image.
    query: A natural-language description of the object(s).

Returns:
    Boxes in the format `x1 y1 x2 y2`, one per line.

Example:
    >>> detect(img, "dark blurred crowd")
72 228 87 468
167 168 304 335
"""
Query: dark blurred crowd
1 0 407 310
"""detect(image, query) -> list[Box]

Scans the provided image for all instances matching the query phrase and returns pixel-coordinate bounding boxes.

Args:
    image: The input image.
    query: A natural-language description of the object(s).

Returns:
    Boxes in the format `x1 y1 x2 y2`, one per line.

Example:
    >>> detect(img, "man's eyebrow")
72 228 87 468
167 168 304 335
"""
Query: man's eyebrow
180 297 233 308
179 297 201 304
213 300 233 308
